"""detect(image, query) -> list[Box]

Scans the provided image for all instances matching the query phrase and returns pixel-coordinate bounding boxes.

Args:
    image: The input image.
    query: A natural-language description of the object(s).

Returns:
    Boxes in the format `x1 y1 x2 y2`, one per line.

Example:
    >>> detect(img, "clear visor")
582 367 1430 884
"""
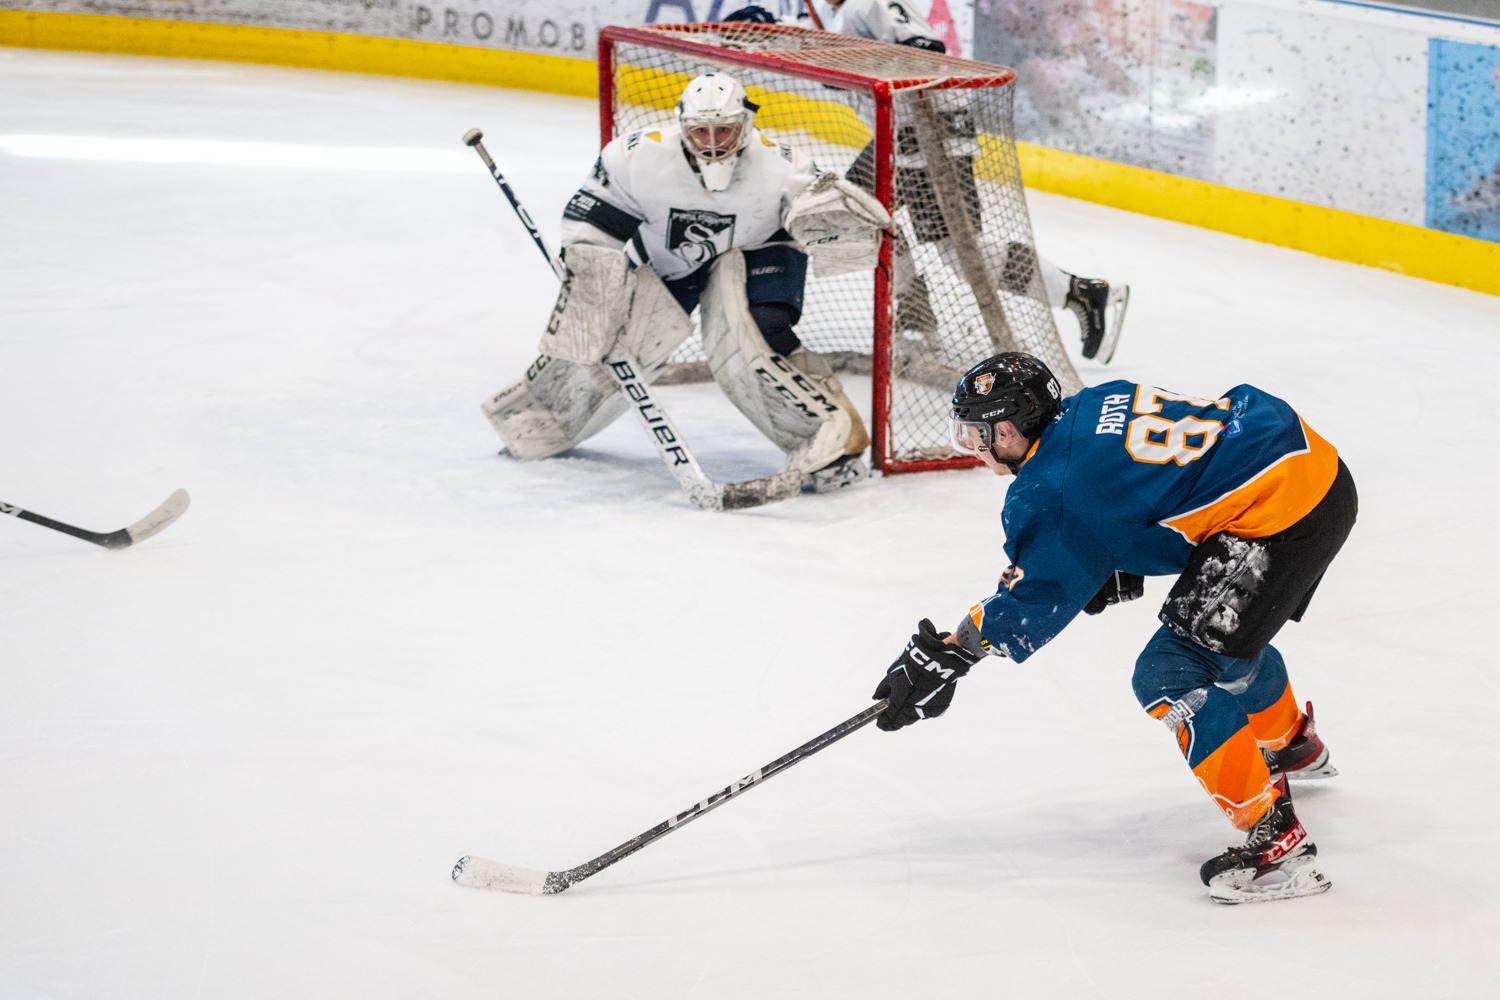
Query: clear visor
951 417 993 457
683 119 745 162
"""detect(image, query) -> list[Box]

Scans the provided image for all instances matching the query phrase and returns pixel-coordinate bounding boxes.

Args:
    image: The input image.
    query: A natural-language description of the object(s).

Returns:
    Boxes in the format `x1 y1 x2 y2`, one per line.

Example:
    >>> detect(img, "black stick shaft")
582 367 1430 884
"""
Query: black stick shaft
463 131 567 282
548 701 885 892
0 503 126 548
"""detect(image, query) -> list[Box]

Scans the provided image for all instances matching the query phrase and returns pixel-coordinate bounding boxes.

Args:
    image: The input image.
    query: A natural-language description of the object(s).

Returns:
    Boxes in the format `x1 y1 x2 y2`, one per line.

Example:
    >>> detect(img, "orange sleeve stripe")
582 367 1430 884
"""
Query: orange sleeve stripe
1162 418 1339 544
1191 725 1279 830
1247 684 1303 750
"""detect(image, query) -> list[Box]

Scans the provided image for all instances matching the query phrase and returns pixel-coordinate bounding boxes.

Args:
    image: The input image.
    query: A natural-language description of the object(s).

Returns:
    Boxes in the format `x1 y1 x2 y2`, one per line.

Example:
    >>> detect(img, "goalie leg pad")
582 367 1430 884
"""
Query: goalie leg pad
616 263 696 369
536 244 635 365
490 260 695 461
481 355 626 461
701 250 858 475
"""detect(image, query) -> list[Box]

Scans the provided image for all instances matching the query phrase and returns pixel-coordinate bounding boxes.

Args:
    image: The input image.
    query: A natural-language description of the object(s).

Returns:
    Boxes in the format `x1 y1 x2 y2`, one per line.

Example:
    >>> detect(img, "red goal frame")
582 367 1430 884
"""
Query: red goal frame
598 23 1018 475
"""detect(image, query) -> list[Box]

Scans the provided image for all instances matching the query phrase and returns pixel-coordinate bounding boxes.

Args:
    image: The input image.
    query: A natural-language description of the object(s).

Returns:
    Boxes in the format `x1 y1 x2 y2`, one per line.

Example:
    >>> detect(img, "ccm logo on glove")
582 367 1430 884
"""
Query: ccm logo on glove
873 619 982 732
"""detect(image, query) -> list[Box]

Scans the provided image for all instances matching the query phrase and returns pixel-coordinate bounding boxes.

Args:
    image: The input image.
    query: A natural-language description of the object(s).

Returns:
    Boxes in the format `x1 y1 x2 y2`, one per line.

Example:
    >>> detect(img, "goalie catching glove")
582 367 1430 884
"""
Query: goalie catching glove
785 172 893 277
873 619 982 731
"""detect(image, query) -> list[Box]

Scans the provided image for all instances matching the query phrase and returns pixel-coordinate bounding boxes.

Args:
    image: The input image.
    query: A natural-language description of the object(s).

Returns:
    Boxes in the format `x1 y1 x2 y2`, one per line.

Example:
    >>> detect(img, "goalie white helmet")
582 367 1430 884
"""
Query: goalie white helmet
676 73 759 192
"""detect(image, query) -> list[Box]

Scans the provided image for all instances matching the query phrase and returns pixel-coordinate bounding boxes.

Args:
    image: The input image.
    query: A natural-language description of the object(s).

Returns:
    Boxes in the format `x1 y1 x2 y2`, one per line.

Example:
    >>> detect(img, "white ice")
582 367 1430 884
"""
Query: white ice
2 47 1497 999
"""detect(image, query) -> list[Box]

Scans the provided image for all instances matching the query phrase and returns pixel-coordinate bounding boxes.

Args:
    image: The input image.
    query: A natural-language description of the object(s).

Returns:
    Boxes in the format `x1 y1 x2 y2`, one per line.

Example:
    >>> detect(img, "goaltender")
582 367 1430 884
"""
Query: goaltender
484 72 891 492
873 352 1357 903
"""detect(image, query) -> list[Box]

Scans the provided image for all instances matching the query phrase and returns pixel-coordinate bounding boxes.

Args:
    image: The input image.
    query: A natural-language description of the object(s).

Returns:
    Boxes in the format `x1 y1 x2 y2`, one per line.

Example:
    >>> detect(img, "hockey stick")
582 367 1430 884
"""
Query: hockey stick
453 700 886 895
801 0 826 30
463 128 566 283
463 128 802 511
0 489 191 550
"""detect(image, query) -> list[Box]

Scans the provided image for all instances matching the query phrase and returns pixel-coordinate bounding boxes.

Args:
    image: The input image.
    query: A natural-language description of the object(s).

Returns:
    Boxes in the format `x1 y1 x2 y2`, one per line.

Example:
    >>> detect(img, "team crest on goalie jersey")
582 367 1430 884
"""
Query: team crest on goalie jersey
666 208 736 268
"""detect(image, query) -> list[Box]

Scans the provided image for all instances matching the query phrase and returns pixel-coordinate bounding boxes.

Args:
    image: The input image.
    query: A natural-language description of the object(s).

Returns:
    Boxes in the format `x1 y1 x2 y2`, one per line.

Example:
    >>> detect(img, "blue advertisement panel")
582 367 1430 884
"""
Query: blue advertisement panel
1427 37 1500 243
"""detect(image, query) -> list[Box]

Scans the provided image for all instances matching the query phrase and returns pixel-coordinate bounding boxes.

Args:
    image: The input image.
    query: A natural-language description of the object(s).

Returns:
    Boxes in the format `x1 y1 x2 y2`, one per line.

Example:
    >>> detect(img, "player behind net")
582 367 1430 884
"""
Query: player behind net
728 2 1129 362
870 353 1354 903
484 72 893 493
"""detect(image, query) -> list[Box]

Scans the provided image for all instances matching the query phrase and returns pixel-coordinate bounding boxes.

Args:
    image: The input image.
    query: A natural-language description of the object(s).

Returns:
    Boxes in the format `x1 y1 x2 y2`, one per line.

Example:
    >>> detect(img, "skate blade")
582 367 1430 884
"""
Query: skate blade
1208 857 1331 904
1278 747 1339 781
1095 285 1129 364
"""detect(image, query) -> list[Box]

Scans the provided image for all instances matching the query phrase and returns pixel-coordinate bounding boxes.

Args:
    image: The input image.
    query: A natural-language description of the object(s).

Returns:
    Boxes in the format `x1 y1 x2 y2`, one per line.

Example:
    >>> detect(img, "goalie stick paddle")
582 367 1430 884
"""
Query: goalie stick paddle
452 700 886 895
0 489 191 550
463 128 803 513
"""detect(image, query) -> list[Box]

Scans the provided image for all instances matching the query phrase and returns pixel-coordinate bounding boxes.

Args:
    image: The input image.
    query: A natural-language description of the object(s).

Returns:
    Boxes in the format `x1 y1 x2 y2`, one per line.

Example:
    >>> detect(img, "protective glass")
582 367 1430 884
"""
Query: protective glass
683 119 745 161
950 417 993 457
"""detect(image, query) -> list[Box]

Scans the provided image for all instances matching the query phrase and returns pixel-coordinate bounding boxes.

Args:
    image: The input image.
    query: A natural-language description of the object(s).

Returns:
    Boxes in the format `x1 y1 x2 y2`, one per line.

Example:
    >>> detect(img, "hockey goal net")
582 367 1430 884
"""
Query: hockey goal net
599 22 1081 474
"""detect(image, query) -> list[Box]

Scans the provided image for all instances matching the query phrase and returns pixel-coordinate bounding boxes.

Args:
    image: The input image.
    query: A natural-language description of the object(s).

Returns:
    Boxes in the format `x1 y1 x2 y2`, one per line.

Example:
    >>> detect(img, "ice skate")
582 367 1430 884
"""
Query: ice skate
1200 776 1331 904
1263 701 1338 780
806 453 869 493
1065 275 1128 363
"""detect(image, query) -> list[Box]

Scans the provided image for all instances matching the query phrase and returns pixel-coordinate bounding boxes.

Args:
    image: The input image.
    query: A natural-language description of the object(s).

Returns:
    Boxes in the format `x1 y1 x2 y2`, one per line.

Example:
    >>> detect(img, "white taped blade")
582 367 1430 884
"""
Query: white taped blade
124 489 191 545
451 855 549 895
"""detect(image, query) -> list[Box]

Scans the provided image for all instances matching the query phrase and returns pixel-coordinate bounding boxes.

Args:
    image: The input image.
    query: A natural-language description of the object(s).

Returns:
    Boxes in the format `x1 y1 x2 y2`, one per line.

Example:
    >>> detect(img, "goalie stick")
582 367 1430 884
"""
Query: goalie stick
0 489 191 550
453 700 885 895
464 128 802 512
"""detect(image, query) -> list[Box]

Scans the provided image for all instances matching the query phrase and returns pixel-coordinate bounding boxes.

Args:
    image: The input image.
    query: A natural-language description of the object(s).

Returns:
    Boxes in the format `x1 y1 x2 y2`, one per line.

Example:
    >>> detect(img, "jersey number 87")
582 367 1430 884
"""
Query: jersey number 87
1126 387 1230 466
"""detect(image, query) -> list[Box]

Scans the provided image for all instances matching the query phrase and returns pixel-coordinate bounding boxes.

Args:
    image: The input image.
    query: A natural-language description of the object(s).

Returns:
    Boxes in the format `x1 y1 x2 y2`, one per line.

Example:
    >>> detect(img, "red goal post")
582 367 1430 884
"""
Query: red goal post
597 22 1081 474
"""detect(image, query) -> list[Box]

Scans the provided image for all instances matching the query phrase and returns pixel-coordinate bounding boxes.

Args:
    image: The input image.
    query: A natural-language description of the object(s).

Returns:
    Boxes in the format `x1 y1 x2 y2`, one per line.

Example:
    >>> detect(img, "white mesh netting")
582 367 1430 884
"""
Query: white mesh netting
607 23 1080 469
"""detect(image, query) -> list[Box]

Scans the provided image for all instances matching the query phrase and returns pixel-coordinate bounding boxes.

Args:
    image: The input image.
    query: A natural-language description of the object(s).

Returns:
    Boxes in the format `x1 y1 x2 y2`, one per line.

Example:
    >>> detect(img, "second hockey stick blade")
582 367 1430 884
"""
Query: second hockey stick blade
0 488 191 549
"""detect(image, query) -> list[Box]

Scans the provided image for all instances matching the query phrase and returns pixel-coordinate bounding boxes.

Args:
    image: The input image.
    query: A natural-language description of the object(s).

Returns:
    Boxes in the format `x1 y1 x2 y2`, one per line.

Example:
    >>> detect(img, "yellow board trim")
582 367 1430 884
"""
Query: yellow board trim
615 63 872 151
1018 141 1500 298
5 11 1498 298
0 10 598 97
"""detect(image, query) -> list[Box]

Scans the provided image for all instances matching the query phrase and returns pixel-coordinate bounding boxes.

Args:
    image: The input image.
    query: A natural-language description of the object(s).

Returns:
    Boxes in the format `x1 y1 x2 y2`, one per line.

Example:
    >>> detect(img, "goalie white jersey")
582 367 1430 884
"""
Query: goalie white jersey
831 0 942 50
560 125 816 283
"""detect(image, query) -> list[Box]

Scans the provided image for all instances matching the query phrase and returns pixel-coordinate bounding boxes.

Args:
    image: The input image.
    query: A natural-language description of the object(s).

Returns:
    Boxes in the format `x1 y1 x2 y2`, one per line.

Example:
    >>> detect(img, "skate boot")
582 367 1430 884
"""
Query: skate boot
1263 701 1338 780
1064 275 1128 364
1199 776 1330 904
806 453 869 493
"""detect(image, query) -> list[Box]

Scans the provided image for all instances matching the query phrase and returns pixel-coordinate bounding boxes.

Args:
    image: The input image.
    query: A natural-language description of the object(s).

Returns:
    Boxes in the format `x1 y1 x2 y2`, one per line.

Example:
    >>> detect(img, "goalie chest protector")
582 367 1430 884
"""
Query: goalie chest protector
564 125 816 283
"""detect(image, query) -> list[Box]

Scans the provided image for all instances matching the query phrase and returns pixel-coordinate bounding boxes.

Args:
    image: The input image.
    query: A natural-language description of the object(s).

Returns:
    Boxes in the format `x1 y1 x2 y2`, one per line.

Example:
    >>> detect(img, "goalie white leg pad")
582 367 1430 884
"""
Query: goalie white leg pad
486 263 695 461
535 244 633 365
481 355 626 461
787 347 869 459
701 251 853 476
616 264 696 370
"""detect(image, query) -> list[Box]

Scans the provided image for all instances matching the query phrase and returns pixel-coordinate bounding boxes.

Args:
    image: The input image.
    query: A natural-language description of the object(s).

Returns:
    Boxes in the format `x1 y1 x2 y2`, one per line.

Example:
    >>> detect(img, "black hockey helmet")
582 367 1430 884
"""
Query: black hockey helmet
950 353 1063 459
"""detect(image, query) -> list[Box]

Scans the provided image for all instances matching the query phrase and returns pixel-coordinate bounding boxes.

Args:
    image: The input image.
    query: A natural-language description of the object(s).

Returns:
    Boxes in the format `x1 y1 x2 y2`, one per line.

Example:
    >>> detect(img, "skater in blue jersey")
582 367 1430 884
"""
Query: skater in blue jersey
872 353 1357 903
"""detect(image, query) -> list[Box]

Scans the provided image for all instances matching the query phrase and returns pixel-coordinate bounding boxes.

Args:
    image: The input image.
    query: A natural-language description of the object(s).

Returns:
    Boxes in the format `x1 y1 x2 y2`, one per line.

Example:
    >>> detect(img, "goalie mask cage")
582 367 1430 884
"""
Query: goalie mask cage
599 23 1083 474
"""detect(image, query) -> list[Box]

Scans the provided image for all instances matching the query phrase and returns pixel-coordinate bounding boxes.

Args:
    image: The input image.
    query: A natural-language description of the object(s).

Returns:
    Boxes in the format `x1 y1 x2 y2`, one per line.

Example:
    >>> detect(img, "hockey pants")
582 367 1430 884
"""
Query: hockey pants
1133 627 1305 831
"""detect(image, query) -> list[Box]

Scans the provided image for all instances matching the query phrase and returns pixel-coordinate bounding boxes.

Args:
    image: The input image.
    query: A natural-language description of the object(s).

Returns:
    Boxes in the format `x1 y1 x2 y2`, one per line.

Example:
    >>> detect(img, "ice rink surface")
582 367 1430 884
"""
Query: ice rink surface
2 47 1497 999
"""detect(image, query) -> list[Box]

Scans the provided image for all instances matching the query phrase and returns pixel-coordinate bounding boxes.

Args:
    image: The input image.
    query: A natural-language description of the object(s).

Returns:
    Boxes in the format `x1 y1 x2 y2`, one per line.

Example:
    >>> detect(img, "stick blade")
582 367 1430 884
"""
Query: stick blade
120 489 191 548
452 855 551 895
714 470 804 511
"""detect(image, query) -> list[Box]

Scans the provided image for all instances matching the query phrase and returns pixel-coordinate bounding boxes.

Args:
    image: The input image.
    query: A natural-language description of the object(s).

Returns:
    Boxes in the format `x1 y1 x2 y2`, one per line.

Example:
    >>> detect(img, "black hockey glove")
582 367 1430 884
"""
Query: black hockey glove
873 619 982 732
1083 571 1145 616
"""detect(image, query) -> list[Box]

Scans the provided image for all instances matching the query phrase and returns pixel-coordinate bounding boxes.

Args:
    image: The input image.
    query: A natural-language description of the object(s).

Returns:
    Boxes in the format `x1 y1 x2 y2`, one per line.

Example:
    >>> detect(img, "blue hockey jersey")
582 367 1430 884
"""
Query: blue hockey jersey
969 381 1340 661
